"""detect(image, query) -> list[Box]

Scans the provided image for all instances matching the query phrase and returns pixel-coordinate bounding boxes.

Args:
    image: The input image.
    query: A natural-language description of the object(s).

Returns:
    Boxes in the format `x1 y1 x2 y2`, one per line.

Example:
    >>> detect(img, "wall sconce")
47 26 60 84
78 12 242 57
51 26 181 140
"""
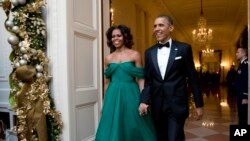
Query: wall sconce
110 8 114 25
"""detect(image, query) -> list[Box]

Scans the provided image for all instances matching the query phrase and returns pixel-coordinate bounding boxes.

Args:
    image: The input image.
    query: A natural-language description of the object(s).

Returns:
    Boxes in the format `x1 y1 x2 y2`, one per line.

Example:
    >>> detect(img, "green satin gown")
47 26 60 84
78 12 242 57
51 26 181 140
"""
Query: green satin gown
95 61 156 141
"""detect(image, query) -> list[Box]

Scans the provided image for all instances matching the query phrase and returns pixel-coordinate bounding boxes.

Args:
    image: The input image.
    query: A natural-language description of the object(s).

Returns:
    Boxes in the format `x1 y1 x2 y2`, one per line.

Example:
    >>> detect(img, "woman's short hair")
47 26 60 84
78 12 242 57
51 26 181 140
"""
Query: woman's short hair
106 25 134 50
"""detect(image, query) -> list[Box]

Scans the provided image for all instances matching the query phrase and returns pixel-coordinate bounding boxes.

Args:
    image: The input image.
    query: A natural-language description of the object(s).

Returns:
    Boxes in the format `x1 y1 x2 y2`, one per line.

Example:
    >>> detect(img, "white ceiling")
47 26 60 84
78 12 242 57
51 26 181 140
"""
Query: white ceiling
134 0 248 49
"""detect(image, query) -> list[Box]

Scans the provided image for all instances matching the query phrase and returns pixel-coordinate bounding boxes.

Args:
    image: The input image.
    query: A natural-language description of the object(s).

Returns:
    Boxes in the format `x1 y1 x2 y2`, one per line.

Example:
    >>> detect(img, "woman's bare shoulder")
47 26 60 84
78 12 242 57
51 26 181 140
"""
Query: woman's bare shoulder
104 53 114 66
129 49 141 59
128 49 140 56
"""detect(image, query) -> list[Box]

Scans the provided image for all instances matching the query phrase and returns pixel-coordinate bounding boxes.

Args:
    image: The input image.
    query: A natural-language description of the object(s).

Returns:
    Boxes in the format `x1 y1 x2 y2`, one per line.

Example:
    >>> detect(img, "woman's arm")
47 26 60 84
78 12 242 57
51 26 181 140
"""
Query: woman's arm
103 56 111 95
104 78 110 94
134 51 144 92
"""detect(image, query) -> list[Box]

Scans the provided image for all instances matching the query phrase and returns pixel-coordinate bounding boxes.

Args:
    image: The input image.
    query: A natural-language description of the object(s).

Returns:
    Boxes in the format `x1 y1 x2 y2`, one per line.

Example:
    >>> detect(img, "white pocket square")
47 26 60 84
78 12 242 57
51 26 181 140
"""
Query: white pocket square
175 56 182 60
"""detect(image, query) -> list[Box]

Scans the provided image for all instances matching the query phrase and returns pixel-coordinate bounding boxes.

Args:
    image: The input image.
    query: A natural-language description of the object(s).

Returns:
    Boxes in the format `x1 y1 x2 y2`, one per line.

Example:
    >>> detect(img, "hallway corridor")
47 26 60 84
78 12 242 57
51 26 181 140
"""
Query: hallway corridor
184 85 237 141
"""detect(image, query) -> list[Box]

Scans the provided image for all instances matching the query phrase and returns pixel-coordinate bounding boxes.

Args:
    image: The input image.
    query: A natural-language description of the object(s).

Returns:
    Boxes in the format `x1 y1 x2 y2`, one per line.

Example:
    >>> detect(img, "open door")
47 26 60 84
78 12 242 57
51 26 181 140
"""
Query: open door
66 0 104 140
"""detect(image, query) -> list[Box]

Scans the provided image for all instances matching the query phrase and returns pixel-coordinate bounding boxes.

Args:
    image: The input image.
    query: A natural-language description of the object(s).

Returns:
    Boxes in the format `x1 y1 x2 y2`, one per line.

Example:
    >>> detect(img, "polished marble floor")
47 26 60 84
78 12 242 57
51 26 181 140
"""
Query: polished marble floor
184 85 238 141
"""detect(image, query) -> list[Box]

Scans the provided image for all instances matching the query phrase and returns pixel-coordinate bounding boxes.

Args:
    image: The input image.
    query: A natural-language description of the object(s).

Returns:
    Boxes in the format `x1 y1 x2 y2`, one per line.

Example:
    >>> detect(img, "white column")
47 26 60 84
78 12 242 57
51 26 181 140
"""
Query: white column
46 0 70 140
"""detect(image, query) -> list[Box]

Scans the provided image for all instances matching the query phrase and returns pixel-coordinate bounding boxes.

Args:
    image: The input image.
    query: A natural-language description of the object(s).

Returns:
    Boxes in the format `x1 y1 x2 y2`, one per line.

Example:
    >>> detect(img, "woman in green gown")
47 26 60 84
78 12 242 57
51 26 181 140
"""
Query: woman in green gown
95 25 156 141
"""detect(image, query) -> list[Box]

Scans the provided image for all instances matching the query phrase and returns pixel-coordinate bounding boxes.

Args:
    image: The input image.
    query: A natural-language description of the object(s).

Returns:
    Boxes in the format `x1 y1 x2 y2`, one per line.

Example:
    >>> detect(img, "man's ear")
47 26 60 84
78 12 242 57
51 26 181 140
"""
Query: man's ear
169 25 174 32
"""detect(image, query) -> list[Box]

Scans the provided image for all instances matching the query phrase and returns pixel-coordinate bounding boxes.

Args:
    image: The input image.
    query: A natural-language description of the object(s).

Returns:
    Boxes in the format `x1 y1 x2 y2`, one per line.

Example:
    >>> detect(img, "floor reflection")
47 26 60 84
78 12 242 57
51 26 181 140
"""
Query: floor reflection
185 84 237 141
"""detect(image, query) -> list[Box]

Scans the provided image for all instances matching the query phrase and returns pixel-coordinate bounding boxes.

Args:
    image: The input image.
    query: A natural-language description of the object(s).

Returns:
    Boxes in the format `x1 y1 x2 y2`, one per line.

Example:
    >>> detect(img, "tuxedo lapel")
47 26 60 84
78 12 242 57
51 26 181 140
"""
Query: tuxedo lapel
151 47 162 78
164 42 178 79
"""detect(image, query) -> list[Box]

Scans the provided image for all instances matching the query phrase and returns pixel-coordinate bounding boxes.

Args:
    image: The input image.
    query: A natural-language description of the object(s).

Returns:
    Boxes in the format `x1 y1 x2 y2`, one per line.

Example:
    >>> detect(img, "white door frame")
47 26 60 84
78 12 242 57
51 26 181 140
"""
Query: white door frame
46 0 71 140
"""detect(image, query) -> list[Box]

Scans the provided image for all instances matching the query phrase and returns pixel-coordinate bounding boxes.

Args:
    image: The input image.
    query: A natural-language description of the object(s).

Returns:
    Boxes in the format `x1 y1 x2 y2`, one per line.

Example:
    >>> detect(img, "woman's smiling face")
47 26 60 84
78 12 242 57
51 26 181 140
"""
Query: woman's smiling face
111 29 124 48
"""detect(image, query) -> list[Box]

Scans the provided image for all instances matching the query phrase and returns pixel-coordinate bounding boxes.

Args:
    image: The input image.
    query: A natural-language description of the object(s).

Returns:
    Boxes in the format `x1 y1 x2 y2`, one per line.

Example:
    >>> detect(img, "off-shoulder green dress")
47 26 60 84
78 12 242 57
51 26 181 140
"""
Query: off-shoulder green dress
95 61 156 141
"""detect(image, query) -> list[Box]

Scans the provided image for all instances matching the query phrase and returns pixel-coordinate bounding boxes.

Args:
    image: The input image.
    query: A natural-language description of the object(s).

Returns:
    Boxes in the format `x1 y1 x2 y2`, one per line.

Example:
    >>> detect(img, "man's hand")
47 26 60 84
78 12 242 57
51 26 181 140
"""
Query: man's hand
242 99 248 104
195 107 203 120
139 103 149 116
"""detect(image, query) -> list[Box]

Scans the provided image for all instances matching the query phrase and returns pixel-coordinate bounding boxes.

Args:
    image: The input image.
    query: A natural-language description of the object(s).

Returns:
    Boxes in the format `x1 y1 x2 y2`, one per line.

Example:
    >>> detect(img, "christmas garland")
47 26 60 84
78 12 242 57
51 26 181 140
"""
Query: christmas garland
1 0 63 141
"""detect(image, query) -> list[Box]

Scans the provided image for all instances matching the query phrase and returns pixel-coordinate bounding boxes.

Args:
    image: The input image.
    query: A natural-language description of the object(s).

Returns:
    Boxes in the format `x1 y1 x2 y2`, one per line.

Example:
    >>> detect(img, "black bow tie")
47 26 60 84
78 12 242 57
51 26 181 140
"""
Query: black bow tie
158 42 170 49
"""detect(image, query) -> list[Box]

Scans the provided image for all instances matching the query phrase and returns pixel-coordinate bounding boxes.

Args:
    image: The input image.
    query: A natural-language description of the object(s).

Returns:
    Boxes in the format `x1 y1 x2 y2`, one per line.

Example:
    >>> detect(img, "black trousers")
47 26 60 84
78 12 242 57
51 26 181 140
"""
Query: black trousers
154 109 186 141
237 101 248 125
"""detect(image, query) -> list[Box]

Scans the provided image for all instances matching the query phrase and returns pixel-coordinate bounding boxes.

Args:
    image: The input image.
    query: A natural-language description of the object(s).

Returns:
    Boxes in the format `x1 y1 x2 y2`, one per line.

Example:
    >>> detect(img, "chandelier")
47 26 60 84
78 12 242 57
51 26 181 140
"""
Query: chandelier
202 45 214 57
192 0 213 46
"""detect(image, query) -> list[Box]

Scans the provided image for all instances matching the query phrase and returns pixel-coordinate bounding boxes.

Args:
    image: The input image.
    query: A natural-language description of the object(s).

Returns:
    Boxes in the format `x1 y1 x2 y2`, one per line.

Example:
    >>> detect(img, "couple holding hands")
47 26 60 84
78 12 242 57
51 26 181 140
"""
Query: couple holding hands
95 14 204 141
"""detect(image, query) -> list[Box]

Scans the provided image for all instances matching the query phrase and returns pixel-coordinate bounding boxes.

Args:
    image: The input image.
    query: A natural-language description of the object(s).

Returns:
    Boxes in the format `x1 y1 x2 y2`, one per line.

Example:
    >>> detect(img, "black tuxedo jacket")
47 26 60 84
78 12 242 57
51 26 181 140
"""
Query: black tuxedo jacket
141 40 204 120
234 58 248 101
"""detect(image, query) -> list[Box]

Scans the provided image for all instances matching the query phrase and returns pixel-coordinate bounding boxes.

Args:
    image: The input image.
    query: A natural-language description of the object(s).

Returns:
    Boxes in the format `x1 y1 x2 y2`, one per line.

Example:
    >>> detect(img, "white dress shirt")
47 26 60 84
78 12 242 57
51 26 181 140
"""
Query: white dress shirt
240 58 248 64
157 39 172 79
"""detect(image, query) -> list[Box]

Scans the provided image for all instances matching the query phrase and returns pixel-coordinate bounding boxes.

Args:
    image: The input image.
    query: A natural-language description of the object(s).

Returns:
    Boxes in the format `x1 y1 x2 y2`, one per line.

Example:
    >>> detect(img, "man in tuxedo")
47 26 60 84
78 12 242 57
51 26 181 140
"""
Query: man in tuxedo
234 47 248 125
139 15 204 141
